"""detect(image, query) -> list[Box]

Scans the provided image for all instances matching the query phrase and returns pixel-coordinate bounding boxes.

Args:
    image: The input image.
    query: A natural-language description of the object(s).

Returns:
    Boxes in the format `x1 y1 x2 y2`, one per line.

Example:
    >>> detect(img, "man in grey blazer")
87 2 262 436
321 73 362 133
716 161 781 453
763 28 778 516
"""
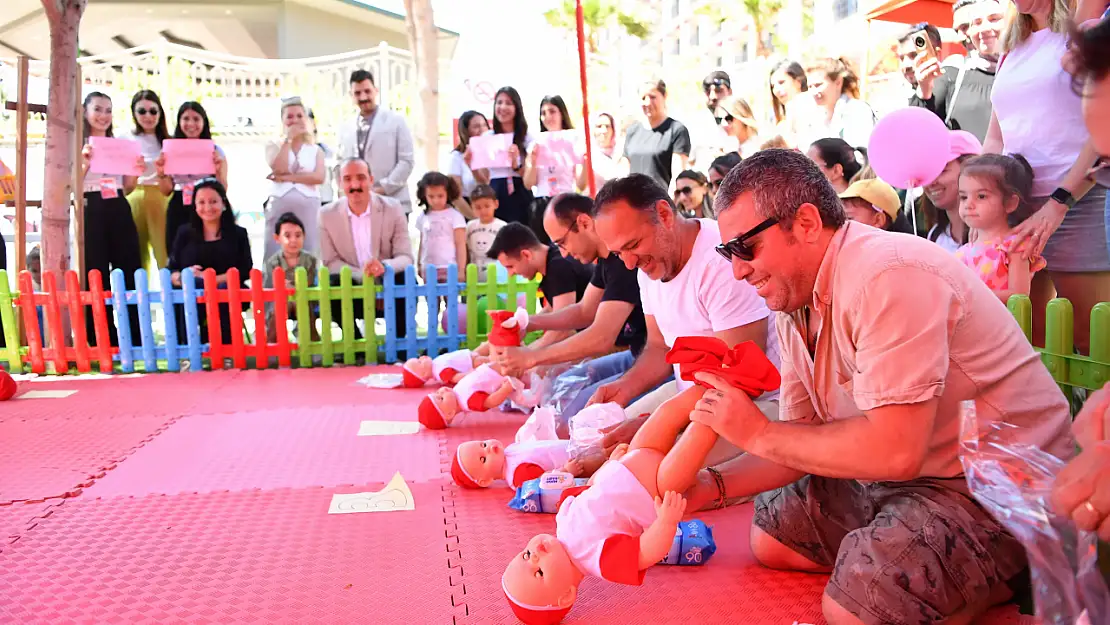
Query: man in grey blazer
338 69 415 213
320 158 414 353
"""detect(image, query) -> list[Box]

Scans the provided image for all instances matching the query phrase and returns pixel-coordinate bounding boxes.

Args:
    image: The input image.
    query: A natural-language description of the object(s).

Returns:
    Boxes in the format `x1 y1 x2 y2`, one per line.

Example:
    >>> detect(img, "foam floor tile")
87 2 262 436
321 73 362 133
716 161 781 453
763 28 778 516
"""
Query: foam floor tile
0 414 180 505
0 482 456 624
85 404 444 498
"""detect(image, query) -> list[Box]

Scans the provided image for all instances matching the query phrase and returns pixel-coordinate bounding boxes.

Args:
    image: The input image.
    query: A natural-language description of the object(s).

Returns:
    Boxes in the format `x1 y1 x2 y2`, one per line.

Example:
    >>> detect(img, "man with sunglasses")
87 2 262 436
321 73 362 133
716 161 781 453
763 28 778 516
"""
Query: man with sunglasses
690 71 738 169
686 149 1073 625
489 193 649 421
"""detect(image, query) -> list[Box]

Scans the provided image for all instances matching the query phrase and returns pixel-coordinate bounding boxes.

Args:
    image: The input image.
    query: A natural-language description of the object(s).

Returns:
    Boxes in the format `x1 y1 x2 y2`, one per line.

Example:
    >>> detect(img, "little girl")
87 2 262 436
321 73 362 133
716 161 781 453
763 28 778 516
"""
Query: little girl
415 172 467 284
954 154 1046 303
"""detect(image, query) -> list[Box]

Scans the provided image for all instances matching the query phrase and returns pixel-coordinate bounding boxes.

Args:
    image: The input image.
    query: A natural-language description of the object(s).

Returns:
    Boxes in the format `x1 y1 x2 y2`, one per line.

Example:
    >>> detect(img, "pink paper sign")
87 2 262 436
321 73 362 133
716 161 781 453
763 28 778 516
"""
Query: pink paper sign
162 139 216 176
533 130 582 170
89 136 143 176
469 133 513 169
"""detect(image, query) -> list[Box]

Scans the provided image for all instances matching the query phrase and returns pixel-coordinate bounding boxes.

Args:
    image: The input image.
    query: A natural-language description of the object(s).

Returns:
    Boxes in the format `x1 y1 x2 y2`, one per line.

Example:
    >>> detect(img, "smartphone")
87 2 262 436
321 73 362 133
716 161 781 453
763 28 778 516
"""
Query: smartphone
909 30 942 78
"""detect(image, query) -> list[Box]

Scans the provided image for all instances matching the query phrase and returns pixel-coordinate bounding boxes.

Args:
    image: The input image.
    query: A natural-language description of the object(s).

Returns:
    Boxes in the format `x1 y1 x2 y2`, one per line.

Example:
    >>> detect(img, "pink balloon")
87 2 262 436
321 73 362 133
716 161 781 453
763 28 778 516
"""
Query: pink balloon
867 107 951 189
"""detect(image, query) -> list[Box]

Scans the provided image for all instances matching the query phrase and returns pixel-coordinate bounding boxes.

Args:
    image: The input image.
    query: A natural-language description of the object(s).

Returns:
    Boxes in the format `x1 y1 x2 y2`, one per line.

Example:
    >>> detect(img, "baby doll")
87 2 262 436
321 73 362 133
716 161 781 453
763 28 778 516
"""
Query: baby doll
401 309 526 387
417 363 519 430
452 438 573 489
501 337 780 624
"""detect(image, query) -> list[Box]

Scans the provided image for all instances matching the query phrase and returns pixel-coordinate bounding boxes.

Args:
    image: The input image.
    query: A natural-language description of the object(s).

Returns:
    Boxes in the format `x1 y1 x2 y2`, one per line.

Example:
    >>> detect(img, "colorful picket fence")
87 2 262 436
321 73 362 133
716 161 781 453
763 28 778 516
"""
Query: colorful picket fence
1008 296 1110 392
0 264 540 375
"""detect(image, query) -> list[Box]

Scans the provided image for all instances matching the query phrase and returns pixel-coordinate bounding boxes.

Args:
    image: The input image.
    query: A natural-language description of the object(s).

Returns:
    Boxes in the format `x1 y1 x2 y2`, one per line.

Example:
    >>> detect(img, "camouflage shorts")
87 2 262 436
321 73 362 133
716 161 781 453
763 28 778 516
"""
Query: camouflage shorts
753 475 1027 625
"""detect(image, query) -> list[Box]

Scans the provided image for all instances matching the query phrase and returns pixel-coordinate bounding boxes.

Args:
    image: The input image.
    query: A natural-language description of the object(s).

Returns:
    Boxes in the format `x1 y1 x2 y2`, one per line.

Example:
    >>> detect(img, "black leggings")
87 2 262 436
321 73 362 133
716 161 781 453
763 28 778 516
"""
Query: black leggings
84 191 142 347
164 188 193 254
490 177 534 227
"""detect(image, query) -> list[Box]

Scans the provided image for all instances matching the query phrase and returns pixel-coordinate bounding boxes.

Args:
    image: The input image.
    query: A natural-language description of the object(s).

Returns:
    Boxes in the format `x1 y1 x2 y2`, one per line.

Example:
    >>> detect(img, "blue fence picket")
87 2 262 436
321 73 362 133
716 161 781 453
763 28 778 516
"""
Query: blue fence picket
383 266 397 363
424 264 439 357
181 268 204 370
159 268 181 372
445 263 461 352
109 269 135 373
403 265 418 360
134 270 158 372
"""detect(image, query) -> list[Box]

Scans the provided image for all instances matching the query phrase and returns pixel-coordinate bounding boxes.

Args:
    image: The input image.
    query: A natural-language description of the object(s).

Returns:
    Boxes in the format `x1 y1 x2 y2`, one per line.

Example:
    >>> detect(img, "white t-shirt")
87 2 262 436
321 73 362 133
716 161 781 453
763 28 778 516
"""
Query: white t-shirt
504 440 572 488
126 132 163 186
466 218 506 277
556 460 655 585
446 149 478 198
928 225 961 254
638 219 780 395
484 130 535 180
415 207 466 267
992 29 1088 196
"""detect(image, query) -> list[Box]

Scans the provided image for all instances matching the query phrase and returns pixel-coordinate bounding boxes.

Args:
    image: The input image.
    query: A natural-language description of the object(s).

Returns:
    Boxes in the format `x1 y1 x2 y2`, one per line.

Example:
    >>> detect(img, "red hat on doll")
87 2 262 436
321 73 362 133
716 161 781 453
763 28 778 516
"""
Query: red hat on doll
451 447 481 489
486 310 523 348
0 370 16 401
418 396 448 430
400 364 426 388
502 575 572 624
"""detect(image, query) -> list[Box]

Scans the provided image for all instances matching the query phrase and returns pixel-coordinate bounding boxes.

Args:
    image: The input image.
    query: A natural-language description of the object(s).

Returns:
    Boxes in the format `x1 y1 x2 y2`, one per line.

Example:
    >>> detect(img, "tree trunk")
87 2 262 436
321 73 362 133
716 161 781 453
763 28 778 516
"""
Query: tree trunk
40 0 87 277
403 0 439 172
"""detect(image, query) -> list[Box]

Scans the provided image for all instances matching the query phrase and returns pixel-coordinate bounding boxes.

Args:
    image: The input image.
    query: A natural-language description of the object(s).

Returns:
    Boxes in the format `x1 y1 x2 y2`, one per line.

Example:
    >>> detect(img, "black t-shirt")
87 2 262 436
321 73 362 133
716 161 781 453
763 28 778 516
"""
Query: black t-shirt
908 64 995 143
588 252 647 356
539 245 593 308
623 118 692 188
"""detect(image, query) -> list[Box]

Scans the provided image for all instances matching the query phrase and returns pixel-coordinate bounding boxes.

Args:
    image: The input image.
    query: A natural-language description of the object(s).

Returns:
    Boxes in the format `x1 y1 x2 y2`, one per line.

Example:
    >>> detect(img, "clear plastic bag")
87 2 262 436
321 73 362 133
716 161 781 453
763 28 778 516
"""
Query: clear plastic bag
567 402 627 455
959 400 1110 625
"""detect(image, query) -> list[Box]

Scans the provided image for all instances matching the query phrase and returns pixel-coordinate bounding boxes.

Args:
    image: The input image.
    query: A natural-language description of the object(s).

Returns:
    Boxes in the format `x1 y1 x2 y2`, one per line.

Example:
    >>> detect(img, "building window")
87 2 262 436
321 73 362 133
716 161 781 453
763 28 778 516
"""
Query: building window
671 36 681 56
691 24 700 46
671 0 680 18
833 0 858 21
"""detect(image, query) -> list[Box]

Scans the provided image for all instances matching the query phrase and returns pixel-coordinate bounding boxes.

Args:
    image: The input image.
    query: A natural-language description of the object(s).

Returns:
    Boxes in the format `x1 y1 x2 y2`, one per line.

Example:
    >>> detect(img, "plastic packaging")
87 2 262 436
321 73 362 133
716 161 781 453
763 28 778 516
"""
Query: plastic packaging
355 373 404 388
959 400 1110 625
567 402 627 455
508 472 589 514
659 519 717 566
515 407 560 444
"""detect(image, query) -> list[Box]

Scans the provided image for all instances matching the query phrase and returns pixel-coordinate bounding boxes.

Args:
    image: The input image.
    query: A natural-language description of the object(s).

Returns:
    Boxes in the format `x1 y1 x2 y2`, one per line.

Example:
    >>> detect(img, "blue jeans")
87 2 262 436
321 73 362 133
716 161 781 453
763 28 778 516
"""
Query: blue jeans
556 351 673 428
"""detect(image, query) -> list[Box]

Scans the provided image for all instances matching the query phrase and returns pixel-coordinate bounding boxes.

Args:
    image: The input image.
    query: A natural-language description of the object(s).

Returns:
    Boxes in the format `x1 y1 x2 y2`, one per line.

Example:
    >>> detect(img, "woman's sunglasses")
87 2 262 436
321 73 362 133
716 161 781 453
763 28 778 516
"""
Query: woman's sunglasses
675 186 695 196
715 217 778 262
135 107 159 116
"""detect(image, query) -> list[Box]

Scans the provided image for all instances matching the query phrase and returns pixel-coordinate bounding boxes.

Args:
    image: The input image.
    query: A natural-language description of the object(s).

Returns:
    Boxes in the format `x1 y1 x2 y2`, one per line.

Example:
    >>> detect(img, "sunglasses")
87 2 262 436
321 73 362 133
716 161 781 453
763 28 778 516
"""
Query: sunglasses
715 217 778 262
721 114 735 124
135 107 159 116
709 179 723 191
675 186 695 196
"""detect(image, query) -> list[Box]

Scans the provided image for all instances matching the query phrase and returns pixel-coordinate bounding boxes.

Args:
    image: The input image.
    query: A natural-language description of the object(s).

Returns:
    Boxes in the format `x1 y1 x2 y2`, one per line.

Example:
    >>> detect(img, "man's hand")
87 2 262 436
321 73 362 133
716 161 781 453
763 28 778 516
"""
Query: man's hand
490 346 533 377
1051 442 1110 541
689 372 768 450
598 414 647 455
683 469 721 513
364 258 385 278
913 55 942 100
653 491 687 526
585 380 635 409
1073 387 1110 450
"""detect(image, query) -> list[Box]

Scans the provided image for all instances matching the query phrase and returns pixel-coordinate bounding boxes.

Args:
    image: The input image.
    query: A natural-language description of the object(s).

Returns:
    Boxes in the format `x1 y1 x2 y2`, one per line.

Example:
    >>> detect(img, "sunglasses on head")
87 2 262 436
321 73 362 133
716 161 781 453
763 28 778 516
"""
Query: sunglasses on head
135 107 159 116
715 217 778 262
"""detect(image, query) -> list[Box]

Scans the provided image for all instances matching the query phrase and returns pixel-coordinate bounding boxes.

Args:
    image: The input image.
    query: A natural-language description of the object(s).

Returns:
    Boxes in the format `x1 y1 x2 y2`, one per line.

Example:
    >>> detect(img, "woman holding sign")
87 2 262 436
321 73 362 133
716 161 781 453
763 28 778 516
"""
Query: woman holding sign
523 95 581 244
79 91 143 347
125 90 172 271
155 101 228 255
483 87 535 228
265 97 326 259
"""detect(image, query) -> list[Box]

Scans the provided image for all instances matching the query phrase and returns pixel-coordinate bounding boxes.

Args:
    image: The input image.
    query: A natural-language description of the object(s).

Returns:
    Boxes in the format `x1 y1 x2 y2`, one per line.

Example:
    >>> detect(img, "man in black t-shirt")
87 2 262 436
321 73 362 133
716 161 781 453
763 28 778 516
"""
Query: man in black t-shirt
489 193 651 420
486 222 592 348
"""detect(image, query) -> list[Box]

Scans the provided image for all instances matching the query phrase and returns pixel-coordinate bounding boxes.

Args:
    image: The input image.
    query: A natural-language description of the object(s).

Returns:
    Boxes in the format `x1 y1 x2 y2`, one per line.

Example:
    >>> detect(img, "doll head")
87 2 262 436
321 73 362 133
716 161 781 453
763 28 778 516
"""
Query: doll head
487 309 528 348
502 534 582 624
451 439 507 488
402 355 433 388
417 387 460 430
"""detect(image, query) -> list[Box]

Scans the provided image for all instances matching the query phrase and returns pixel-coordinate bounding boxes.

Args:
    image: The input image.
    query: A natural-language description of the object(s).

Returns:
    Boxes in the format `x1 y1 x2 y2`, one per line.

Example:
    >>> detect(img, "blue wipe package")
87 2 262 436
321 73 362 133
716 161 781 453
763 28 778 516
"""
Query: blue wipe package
508 476 589 513
659 519 716 566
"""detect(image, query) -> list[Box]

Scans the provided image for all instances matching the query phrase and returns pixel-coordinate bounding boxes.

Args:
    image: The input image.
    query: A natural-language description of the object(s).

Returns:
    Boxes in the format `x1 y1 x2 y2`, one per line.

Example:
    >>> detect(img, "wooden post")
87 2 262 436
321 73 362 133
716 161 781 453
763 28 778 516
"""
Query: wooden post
15 56 30 275
73 64 85 286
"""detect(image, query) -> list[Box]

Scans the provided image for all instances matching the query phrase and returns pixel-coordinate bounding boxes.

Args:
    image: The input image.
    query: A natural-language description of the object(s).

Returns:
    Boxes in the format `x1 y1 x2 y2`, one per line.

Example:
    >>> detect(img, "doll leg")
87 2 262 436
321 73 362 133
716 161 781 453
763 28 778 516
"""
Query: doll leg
628 385 706 456
657 422 719 496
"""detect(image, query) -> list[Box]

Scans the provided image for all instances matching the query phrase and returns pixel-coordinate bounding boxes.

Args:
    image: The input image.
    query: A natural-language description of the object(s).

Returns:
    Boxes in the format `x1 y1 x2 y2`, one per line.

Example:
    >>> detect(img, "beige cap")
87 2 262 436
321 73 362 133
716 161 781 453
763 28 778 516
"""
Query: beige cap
839 179 900 220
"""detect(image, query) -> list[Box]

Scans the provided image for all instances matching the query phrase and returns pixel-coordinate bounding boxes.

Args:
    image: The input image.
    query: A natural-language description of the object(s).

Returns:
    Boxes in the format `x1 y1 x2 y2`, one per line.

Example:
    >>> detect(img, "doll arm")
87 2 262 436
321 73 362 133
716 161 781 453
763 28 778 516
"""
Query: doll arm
637 492 687 569
481 380 517 410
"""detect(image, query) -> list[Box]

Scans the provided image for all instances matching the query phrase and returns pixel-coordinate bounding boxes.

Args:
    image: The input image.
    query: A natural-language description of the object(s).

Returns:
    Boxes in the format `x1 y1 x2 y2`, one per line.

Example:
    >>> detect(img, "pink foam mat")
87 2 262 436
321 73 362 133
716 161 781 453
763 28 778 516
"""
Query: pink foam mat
185 366 427 414
86 404 446 498
1 369 243 422
0 482 459 624
0 501 62 548
0 414 180 505
446 488 1038 625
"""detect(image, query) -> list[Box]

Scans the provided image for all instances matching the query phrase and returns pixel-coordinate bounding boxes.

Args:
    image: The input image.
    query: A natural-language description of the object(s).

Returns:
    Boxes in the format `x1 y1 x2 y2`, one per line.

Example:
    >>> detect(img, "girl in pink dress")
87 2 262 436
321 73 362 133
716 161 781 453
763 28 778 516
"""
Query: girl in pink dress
955 154 1046 303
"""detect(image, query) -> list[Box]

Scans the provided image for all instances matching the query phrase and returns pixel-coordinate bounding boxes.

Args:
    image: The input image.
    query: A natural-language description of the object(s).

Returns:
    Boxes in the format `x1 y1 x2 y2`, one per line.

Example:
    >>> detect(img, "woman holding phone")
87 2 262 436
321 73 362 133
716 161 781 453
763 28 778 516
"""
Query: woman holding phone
265 97 325 258
155 101 228 254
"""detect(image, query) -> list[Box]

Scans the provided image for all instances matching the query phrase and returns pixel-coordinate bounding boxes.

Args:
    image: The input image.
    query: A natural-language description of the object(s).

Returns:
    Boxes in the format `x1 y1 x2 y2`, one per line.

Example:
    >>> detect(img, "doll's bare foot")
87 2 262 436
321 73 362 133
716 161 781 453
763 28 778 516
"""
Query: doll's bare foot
562 458 586 477
609 443 630 462
568 446 609 477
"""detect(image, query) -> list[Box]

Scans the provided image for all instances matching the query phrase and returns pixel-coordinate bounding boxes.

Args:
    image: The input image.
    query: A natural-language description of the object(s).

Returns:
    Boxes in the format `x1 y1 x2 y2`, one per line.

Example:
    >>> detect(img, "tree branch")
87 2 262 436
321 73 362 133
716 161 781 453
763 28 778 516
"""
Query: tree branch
41 0 60 23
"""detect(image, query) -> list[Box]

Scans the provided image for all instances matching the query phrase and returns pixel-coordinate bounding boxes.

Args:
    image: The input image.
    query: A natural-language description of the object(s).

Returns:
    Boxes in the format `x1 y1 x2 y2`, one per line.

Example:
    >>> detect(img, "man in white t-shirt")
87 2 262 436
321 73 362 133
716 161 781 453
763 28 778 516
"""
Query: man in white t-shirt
588 173 780 458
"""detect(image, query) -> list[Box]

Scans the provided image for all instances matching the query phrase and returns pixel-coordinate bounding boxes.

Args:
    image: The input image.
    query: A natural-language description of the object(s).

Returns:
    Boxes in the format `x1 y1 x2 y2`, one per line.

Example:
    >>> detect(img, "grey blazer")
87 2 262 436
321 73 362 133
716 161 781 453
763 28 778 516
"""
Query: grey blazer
337 108 415 212
319 194 414 283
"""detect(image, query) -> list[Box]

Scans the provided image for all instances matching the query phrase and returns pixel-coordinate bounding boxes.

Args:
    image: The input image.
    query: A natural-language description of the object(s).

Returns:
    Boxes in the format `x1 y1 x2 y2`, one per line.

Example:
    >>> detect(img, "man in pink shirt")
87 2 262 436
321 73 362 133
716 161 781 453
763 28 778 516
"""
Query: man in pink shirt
687 149 1074 625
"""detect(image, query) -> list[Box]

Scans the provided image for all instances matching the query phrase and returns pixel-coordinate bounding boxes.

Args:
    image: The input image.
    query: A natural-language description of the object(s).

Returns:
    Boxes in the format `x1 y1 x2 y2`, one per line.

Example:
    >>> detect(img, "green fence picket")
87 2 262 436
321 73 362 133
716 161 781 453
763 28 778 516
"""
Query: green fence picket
466 264 479 350
1007 295 1033 345
1043 298 1074 387
363 274 378 364
1083 302 1110 390
294 267 311 369
318 267 334 367
0 271 22 371
339 267 355 364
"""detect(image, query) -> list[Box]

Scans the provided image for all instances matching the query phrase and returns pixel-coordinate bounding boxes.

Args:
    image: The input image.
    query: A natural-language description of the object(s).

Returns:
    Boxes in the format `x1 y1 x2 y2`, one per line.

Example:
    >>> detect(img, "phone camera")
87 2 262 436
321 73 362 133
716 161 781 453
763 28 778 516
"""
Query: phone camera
914 35 927 48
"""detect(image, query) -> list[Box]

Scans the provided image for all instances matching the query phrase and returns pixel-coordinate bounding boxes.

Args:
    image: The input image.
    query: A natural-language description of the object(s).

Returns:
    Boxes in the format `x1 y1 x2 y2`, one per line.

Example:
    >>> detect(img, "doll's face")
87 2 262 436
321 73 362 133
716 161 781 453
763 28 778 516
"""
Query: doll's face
431 387 460 418
503 534 580 610
456 439 506 486
405 355 433 380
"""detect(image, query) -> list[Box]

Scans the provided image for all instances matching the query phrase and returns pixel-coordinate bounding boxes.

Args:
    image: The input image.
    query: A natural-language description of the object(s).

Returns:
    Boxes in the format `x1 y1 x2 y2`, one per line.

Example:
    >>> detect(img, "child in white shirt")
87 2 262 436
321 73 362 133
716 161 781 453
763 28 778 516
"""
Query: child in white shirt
415 171 466 283
465 184 506 281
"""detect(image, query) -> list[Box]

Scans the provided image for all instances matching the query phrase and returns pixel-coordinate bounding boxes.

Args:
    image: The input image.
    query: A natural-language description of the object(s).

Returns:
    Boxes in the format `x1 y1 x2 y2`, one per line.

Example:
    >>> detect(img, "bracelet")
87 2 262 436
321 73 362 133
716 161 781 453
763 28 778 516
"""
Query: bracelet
706 466 727 510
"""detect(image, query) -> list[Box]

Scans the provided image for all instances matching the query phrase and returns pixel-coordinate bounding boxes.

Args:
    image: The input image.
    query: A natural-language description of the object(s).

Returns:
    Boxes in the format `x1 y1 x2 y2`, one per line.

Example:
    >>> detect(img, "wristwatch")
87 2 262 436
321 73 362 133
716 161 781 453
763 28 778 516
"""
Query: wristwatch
1050 187 1077 209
